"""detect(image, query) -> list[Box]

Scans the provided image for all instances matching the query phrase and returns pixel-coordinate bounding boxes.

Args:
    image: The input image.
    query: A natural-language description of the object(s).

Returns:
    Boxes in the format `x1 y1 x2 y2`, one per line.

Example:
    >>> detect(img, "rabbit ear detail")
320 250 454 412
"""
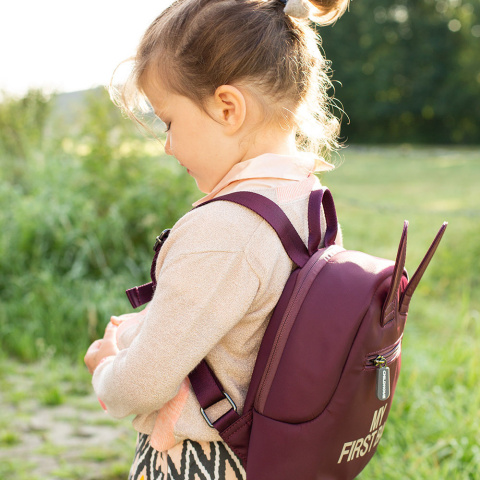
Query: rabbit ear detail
284 0 311 19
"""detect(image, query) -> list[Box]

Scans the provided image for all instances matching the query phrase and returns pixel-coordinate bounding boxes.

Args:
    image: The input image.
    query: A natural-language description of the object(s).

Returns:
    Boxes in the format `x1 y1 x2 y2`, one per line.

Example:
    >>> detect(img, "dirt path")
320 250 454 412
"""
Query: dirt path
0 360 136 480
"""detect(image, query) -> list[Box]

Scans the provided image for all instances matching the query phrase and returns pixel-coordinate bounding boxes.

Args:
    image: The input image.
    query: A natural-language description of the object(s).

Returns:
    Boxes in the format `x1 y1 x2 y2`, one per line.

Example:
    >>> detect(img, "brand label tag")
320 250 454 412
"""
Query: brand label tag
376 366 390 401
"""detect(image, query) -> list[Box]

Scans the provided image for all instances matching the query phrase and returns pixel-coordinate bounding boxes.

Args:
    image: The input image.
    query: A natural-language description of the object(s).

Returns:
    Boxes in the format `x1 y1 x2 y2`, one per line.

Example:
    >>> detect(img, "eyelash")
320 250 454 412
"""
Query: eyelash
164 122 171 133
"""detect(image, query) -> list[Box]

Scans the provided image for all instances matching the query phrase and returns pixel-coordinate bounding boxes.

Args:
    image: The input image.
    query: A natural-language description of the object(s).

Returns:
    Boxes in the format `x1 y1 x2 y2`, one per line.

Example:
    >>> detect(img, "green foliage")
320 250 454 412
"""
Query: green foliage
0 430 21 447
0 459 38 480
0 88 198 360
40 386 65 407
0 89 52 161
320 0 480 144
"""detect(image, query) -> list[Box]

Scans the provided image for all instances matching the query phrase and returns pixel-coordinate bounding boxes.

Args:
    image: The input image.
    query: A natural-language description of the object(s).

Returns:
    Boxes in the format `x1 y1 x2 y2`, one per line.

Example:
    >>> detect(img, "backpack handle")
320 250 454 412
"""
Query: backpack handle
307 188 338 254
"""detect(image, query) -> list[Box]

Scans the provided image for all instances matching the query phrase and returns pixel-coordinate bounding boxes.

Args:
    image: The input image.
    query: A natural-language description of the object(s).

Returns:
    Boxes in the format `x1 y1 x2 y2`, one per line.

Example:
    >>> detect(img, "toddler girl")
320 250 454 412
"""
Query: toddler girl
84 0 348 478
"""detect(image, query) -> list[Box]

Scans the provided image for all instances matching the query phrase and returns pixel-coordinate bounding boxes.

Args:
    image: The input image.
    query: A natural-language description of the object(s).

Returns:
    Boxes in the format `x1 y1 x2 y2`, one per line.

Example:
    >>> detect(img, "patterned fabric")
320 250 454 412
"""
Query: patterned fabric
129 433 246 480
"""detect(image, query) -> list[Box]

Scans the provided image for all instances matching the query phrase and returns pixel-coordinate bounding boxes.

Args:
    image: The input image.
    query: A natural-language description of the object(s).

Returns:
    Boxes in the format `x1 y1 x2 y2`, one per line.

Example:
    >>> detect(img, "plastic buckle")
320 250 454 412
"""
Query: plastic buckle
200 392 237 428
153 229 170 252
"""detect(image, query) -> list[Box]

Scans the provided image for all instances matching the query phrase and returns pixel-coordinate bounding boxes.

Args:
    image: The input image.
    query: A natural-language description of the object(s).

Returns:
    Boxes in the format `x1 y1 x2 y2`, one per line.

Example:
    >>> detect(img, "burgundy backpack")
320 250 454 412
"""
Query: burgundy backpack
126 188 447 480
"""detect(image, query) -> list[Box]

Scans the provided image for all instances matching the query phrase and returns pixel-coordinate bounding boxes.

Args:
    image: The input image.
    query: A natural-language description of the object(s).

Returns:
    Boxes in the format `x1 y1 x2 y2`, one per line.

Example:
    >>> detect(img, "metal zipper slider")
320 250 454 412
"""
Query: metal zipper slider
374 355 391 401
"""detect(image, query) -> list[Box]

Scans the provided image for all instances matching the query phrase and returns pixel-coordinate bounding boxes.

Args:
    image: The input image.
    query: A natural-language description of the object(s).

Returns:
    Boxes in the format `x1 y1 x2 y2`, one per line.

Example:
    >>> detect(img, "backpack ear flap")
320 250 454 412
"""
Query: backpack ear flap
399 222 448 315
381 221 408 326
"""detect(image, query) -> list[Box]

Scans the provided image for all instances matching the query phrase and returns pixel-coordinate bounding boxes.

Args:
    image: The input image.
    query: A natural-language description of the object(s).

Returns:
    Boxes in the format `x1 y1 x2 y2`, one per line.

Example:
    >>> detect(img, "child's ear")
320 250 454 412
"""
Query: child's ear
211 85 246 134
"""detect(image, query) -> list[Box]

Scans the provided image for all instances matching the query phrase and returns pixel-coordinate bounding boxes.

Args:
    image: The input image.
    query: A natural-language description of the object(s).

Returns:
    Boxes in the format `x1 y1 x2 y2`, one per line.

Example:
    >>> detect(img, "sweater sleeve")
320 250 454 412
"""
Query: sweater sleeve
92 229 260 418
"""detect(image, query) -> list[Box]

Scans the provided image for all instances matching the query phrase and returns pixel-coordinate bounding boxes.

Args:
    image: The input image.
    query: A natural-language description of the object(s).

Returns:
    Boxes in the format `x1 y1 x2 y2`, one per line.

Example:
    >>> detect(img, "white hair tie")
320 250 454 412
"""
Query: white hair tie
282 0 311 19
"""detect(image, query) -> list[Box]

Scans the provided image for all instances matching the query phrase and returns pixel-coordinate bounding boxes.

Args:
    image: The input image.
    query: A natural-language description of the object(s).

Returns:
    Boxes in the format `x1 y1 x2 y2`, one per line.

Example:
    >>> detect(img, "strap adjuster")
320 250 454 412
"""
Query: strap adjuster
200 391 237 428
153 229 170 252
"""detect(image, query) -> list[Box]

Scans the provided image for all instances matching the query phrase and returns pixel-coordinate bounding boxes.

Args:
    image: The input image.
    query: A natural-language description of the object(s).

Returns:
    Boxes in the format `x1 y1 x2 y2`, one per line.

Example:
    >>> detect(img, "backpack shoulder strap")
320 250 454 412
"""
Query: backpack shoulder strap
190 188 338 432
205 188 338 267
125 188 338 307
204 191 310 267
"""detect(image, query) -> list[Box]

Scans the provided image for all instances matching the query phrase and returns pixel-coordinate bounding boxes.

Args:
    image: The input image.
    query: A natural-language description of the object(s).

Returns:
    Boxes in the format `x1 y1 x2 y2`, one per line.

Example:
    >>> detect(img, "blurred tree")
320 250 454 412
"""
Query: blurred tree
0 89 53 161
320 0 480 144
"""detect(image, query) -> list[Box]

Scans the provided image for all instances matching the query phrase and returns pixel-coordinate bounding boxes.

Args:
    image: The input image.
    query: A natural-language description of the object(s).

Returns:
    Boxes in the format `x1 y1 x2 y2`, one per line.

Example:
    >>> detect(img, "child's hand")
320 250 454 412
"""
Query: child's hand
110 308 149 349
110 305 149 327
110 312 143 327
84 322 119 374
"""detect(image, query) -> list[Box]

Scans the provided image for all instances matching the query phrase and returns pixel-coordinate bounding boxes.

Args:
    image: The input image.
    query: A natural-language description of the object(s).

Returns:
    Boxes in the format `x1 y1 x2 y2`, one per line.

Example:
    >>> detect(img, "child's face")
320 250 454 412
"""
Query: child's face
143 78 241 194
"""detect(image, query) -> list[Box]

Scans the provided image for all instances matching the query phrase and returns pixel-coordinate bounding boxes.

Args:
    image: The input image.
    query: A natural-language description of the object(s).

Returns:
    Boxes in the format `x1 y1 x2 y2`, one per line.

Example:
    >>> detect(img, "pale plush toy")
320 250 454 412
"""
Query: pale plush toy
283 0 311 19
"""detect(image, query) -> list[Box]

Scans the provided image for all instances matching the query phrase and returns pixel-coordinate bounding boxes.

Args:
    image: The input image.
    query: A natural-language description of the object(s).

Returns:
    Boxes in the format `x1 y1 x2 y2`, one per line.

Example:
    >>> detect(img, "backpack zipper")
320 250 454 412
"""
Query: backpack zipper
255 246 344 413
365 337 402 369
365 338 402 401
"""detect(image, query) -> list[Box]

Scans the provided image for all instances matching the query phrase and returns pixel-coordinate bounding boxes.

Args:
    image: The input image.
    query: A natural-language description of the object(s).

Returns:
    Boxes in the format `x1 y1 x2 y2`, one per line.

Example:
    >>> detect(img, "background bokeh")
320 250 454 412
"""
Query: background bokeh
321 0 480 144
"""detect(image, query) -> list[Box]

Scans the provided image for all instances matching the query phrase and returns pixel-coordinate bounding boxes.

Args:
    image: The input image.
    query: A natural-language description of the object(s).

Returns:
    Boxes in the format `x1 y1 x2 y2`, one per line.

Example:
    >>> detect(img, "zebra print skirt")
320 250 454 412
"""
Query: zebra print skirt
129 433 246 480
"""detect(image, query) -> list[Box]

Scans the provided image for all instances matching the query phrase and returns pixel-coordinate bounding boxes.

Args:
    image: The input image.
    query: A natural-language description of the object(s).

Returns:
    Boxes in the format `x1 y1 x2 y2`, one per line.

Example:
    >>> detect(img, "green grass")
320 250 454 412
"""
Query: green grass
0 430 21 447
0 459 39 480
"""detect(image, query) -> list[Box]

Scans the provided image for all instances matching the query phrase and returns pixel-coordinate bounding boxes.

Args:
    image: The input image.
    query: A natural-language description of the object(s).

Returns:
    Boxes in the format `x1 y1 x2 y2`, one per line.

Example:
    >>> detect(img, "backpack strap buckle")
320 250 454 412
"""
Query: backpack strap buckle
125 229 171 308
153 229 170 251
200 391 237 428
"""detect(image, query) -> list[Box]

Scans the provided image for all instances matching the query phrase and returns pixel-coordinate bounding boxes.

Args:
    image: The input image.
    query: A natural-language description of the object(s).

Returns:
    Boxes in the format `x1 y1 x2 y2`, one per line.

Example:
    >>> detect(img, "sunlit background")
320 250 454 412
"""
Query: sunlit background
0 0 174 95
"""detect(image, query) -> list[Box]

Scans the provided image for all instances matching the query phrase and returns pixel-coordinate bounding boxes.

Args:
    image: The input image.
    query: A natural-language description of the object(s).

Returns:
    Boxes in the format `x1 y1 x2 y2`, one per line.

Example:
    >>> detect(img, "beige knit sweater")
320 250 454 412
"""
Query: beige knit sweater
92 154 338 451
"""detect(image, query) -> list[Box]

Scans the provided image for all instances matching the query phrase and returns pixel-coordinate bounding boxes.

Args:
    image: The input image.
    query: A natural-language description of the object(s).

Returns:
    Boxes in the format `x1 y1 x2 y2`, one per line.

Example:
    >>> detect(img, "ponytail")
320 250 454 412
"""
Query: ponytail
283 0 349 24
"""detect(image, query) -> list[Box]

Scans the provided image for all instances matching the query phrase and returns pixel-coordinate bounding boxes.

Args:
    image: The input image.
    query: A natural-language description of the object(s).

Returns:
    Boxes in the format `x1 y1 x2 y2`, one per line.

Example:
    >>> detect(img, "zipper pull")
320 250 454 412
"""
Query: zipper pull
374 355 391 401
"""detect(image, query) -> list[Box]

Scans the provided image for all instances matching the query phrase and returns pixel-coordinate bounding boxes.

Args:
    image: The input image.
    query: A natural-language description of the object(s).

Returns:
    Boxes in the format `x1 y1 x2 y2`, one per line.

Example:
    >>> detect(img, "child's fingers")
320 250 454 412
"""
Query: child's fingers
110 314 131 326
103 322 118 342
84 340 103 374
110 312 140 326
86 339 102 353
110 316 122 326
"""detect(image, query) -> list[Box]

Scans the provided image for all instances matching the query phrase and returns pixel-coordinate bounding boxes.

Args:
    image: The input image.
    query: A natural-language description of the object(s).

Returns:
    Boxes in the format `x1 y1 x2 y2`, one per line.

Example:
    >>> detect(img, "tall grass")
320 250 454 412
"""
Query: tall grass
1 90 479 478
0 89 198 361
